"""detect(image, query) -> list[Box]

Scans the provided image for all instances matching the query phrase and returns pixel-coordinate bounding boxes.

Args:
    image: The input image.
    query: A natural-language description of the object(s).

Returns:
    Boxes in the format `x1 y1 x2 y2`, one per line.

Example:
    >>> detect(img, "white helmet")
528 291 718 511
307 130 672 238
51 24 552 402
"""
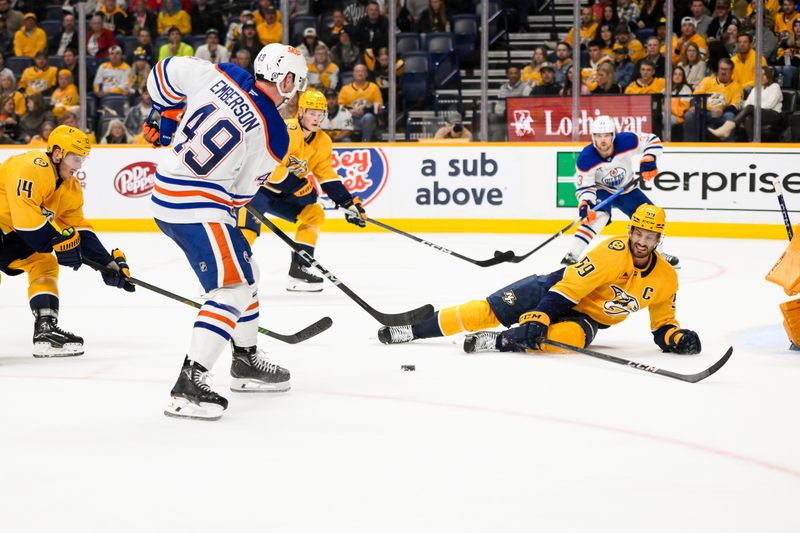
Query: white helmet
253 43 309 100
590 115 616 149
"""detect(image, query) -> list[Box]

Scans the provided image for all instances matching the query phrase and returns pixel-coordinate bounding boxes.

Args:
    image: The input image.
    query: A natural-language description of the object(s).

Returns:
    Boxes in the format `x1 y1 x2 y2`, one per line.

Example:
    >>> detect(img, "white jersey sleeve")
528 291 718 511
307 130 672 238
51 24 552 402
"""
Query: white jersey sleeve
147 57 289 225
574 131 663 204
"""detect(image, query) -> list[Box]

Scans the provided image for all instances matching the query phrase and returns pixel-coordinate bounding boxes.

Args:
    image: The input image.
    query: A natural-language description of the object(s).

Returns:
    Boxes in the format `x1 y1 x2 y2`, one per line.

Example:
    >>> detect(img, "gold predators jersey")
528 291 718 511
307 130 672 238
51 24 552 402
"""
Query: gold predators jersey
265 118 339 192
0 150 92 237
549 236 679 332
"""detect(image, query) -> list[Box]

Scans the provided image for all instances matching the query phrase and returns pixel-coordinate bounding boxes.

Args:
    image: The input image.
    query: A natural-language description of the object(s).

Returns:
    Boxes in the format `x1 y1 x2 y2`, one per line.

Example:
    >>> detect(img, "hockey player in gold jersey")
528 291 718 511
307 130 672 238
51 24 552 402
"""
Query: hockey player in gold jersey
0 125 134 357
239 89 367 291
378 204 701 356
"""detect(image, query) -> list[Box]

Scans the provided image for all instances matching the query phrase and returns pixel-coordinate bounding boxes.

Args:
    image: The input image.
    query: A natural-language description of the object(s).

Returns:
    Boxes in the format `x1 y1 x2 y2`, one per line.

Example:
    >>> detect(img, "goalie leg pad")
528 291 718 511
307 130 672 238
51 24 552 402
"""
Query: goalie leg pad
780 299 800 346
767 234 800 296
438 300 501 336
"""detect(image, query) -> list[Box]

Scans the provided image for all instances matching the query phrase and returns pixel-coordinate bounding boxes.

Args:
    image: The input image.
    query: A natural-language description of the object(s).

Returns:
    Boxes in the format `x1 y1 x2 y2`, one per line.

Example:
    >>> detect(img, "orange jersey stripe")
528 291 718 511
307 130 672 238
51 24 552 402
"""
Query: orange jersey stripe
154 183 234 207
208 223 242 286
198 310 237 329
156 60 182 102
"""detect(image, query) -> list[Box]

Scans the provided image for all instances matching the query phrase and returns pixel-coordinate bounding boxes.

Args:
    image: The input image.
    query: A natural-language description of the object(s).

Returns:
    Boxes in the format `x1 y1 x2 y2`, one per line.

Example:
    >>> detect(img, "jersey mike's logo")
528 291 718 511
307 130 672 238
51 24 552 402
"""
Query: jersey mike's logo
603 285 641 316
114 161 157 198
597 166 627 189
326 147 388 207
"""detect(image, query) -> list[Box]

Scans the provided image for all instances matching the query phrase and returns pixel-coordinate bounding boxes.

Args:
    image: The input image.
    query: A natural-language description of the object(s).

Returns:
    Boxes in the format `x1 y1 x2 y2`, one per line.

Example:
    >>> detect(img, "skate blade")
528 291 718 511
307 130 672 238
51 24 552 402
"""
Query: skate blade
32 342 84 358
230 377 291 393
286 277 323 292
164 397 224 421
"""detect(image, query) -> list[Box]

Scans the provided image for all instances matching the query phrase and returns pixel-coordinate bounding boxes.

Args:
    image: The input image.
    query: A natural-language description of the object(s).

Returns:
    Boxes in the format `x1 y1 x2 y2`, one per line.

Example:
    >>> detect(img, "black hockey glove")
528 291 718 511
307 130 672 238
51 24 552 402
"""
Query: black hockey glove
667 329 701 355
50 227 82 270
102 249 135 292
341 196 366 227
497 311 550 351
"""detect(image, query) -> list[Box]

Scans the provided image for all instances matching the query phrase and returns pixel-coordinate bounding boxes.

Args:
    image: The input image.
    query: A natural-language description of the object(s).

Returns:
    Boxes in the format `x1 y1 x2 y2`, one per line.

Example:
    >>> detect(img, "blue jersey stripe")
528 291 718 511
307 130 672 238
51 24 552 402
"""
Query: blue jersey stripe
155 172 251 199
151 195 234 213
205 300 242 317
193 321 232 340
237 313 259 323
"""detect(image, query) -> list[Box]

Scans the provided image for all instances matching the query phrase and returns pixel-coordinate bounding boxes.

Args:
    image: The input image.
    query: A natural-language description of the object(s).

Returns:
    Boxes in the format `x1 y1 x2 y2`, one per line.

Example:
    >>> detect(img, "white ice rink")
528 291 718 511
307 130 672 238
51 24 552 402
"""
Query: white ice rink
1 230 798 532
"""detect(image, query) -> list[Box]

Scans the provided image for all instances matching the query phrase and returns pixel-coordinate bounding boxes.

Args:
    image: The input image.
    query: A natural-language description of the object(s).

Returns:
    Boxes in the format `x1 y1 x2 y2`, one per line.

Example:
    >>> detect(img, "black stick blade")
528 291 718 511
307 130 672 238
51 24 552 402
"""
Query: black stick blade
474 250 514 267
375 303 435 327
678 347 733 383
260 316 333 344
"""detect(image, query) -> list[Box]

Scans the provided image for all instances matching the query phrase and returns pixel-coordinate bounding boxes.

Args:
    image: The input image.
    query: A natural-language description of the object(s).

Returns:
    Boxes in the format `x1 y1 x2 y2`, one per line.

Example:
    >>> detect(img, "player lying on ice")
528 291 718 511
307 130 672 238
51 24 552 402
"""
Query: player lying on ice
378 204 701 356
0 125 134 357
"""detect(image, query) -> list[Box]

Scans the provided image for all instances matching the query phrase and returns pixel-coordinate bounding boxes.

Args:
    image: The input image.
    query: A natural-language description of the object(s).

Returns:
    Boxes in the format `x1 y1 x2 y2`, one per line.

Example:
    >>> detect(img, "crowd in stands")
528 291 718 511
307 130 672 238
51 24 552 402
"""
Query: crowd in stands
500 0 800 141
0 0 795 145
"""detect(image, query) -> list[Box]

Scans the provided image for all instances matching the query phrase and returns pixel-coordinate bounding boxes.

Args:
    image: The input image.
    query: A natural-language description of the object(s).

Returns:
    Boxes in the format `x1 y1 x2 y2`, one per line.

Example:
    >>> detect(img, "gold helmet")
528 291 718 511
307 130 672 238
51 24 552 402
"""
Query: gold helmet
629 204 666 235
48 125 91 157
298 89 328 112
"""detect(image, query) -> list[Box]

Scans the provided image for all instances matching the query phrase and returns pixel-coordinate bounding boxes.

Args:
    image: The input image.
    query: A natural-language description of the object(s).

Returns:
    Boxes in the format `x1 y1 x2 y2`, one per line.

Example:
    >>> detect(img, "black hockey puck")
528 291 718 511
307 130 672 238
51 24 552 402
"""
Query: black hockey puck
401 365 416 371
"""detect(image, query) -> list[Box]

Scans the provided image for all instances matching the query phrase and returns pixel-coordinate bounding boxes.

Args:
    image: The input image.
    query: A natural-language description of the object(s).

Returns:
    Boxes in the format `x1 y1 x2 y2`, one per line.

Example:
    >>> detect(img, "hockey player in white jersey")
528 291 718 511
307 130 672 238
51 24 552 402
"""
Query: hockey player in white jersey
560 115 679 267
142 44 308 420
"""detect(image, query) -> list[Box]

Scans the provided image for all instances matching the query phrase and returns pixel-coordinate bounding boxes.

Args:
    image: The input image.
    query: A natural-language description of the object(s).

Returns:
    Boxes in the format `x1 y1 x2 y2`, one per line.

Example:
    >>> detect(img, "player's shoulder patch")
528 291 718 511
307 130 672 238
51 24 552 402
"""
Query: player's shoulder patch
607 239 626 251
33 157 49 168
613 131 639 153
576 145 602 172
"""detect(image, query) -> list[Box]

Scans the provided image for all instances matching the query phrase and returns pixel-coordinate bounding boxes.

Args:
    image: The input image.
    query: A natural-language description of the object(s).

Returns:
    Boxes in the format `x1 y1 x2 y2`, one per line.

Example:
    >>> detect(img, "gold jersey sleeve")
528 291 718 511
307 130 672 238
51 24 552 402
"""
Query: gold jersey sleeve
0 151 58 234
550 237 679 329
53 177 92 232
306 129 338 185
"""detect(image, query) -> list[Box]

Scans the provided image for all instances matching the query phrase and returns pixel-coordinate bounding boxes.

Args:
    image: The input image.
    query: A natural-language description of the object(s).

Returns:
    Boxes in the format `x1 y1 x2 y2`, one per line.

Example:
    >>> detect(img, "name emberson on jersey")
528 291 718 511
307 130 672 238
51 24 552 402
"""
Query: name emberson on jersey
574 131 662 204
147 57 289 225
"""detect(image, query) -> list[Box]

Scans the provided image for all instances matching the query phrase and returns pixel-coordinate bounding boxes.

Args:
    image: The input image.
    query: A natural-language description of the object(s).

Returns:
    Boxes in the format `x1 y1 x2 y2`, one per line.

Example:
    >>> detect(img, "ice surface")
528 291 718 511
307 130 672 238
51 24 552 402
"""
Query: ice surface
1 231 798 532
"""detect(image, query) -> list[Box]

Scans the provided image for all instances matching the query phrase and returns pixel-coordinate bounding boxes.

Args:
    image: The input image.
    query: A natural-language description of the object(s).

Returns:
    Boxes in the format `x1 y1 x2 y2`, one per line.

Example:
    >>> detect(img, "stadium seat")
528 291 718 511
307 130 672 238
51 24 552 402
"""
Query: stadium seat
340 70 354 86
7 56 33 77
396 32 421 56
635 28 654 44
120 35 140 57
47 55 64 69
44 5 65 21
100 94 127 117
290 15 317 45
40 20 61 41
190 35 207 50
400 51 431 109
426 33 460 88
451 15 478 66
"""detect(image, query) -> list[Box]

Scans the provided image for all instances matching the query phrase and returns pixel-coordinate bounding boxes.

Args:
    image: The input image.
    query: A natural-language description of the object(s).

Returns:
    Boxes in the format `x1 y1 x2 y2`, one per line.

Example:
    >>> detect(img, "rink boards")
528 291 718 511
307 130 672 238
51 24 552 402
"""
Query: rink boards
7 142 797 239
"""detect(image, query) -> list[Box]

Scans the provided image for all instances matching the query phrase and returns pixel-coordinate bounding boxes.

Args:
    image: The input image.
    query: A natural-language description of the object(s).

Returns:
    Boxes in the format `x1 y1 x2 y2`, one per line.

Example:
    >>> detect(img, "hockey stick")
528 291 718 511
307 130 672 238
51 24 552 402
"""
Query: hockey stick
82 258 332 344
499 177 644 264
247 205 435 326
359 215 514 267
773 177 794 240
541 339 733 383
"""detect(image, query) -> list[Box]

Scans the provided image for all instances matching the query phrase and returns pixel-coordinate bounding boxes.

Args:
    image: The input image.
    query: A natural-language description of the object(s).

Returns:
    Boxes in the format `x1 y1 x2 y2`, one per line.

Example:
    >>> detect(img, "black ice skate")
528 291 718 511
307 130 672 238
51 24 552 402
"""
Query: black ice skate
463 331 500 353
164 357 228 421
230 345 291 392
560 252 578 266
32 310 84 357
378 325 414 344
287 253 323 292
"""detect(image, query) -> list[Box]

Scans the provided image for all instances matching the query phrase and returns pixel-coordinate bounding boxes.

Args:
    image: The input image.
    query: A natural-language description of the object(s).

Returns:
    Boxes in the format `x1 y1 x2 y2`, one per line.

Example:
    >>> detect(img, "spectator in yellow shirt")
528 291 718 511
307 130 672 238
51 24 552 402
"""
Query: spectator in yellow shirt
0 71 25 116
51 70 79 121
158 26 194 60
614 24 645 62
775 0 800 37
684 57 742 141
308 44 340 90
672 17 708 64
731 33 767 88
27 119 55 147
624 59 666 93
93 45 131 97
256 5 282 45
14 13 46 58
18 52 57 96
521 46 547 86
157 0 191 36
338 64 382 141
581 41 612 91
565 7 598 47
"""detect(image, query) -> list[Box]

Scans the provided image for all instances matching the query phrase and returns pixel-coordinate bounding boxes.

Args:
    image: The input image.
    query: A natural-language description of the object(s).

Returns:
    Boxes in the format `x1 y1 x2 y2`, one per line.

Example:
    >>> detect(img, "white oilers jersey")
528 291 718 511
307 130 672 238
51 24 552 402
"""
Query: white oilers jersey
574 131 663 204
147 56 289 225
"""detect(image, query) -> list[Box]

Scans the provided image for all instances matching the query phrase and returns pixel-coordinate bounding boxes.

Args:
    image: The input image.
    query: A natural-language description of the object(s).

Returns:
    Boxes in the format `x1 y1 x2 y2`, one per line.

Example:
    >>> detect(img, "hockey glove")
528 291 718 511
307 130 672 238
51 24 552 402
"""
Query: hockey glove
341 196 367 228
639 154 658 181
667 328 701 355
578 200 597 223
292 177 319 206
51 227 82 270
497 311 550 351
142 108 183 147
102 248 135 292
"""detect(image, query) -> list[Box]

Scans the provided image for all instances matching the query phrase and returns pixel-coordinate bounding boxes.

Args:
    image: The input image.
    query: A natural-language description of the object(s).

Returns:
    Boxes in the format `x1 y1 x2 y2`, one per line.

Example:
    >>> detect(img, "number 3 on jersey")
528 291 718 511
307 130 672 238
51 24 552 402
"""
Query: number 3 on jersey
173 103 243 177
